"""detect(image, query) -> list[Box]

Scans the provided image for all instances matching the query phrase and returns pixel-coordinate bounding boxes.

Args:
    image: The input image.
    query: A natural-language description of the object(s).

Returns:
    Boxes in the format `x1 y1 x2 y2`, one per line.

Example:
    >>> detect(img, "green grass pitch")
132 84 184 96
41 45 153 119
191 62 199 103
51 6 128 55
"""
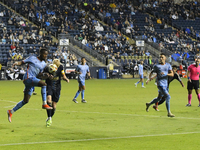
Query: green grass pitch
0 79 200 150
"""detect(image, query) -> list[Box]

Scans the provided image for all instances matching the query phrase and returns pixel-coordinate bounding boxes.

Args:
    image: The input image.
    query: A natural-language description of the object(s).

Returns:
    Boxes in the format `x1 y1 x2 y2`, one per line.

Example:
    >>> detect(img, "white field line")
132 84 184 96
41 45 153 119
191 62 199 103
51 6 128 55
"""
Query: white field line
0 131 200 146
1 99 200 120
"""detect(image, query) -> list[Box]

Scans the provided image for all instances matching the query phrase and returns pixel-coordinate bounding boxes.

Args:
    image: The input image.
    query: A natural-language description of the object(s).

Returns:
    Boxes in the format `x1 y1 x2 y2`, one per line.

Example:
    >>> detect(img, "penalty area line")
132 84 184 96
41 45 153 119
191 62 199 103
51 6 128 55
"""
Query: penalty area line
0 131 200 146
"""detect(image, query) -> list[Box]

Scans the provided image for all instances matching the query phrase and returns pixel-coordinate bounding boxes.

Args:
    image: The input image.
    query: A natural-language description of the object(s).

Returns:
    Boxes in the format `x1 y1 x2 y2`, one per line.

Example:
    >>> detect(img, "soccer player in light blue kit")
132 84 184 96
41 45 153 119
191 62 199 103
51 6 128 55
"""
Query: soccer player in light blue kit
7 48 52 123
73 57 91 103
135 61 145 88
145 53 175 117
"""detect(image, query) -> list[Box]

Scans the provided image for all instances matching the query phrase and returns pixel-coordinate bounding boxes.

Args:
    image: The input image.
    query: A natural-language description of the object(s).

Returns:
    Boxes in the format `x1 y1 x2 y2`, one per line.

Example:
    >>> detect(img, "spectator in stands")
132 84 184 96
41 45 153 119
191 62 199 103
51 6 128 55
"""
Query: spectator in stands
2 36 6 44
145 50 150 57
11 43 16 51
157 18 162 24
185 27 191 34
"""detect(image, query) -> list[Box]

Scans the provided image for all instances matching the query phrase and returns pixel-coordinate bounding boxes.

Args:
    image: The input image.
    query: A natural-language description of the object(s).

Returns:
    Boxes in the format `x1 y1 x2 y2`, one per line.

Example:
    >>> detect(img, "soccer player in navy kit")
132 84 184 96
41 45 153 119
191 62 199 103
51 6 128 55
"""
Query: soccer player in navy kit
45 59 69 127
73 57 91 103
7 48 52 123
145 53 175 117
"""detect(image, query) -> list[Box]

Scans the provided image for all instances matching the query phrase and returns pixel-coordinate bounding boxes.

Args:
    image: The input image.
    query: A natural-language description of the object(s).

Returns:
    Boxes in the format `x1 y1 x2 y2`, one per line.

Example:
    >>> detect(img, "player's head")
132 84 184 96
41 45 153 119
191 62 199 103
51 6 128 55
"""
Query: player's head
140 61 143 65
53 59 61 67
172 65 178 72
159 53 166 64
39 48 48 60
81 57 86 65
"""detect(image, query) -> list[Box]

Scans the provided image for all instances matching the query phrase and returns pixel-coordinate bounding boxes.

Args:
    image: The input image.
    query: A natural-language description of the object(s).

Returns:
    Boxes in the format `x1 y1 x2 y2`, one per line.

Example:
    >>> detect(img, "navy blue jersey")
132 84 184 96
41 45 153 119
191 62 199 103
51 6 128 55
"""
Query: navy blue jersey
45 65 65 90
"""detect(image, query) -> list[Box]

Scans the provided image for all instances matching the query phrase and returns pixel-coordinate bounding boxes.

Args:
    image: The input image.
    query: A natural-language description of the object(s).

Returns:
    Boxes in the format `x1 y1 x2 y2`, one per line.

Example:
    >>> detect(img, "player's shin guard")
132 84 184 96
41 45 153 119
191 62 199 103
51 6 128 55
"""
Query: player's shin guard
41 86 47 104
165 94 171 113
46 103 52 117
13 100 27 112
74 90 81 99
51 108 56 117
188 94 192 104
81 90 85 100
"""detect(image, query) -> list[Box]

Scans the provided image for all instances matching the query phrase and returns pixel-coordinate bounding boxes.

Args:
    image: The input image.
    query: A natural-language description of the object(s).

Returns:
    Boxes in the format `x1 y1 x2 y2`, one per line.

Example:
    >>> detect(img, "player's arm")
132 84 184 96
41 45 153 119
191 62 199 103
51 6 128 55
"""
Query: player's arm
175 73 185 87
146 74 157 84
167 70 174 77
187 69 191 82
12 61 24 67
61 70 69 83
87 71 91 79
148 70 155 81
37 72 50 80
37 66 51 80
75 66 81 74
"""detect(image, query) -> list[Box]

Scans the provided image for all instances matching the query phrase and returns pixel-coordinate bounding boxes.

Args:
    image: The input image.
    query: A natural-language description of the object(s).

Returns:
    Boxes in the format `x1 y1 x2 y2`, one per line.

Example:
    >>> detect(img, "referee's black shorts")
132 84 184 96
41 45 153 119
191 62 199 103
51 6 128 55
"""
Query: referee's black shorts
47 86 61 103
187 80 199 90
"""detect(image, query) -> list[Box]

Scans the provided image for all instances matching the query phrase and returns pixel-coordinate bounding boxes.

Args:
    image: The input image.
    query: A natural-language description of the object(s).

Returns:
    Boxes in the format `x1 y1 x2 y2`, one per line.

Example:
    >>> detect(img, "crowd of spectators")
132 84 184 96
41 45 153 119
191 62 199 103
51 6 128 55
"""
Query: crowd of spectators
3 0 200 73
7 0 152 67
0 1 80 73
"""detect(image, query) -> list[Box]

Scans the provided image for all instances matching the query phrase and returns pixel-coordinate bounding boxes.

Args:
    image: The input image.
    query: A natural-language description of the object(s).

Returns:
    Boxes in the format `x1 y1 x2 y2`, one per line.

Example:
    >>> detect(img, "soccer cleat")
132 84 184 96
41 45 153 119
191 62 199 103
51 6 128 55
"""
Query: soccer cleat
46 119 52 127
142 86 146 88
72 99 78 103
154 82 157 86
146 103 150 112
33 92 37 95
186 104 191 107
7 110 12 123
81 99 87 103
135 83 137 87
42 104 53 110
153 105 159 111
168 113 175 117
198 104 200 107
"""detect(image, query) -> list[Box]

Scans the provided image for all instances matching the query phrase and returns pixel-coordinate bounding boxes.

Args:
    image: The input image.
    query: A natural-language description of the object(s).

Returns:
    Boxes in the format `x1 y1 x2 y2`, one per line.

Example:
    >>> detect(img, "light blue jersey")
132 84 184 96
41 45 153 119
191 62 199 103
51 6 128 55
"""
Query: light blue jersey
76 64 89 83
153 63 172 87
138 64 143 75
23 55 46 80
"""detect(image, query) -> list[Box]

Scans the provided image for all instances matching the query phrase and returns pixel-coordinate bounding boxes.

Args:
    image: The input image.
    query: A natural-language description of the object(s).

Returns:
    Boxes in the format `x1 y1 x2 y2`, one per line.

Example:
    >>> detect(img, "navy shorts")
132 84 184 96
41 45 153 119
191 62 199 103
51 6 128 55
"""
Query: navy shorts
47 86 60 103
187 80 199 90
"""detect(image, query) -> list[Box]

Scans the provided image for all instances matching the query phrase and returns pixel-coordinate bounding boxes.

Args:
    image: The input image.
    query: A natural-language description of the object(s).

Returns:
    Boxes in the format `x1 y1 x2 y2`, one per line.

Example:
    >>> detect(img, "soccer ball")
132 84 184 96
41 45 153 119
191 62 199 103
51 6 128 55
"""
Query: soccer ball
48 64 58 73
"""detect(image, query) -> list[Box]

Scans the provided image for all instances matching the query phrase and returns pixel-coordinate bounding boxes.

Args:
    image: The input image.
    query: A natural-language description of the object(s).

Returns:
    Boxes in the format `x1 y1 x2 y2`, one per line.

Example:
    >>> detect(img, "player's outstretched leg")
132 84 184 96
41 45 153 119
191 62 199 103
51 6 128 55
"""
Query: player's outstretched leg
7 100 28 123
146 97 160 112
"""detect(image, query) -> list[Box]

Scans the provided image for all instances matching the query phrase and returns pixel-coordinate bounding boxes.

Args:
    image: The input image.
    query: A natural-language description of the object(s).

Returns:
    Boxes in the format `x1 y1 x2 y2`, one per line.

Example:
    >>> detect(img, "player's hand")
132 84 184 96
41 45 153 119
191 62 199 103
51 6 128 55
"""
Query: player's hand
66 78 69 83
49 74 54 80
188 79 191 83
43 73 50 79
182 85 185 88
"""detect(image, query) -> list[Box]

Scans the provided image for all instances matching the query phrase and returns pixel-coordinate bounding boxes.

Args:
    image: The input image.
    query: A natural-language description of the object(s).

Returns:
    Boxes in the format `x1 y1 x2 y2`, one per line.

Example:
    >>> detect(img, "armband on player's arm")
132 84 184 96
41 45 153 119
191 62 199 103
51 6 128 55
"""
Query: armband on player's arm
61 70 65 75
188 77 190 79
